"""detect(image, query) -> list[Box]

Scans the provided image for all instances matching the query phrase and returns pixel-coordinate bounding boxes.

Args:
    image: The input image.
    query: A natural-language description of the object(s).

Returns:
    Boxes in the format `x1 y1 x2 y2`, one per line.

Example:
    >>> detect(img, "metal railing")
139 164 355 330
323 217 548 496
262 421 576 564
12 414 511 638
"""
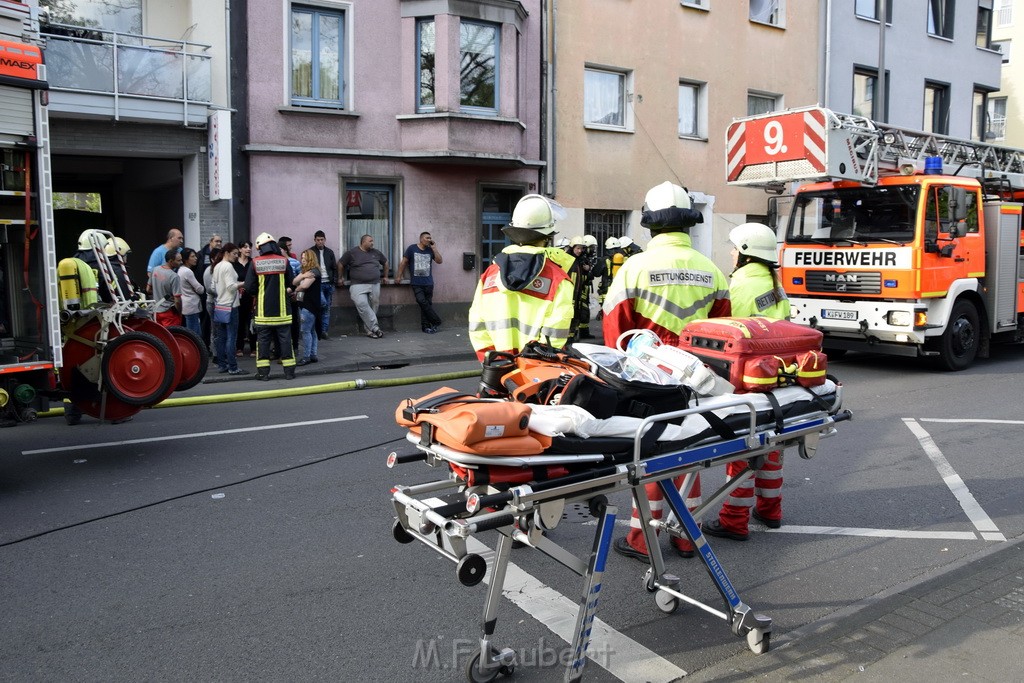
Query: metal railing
42 22 212 123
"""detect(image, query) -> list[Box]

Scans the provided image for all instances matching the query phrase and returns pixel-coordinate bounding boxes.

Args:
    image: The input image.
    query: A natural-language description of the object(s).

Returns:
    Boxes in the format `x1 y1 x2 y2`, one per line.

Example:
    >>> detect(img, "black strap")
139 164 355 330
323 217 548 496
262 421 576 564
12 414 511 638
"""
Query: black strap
402 391 480 422
764 390 785 433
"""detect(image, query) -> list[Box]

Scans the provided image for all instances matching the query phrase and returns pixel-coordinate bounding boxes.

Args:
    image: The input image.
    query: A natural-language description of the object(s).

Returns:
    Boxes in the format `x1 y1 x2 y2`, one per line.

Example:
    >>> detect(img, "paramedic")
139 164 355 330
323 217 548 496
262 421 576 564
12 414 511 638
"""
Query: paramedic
702 222 790 541
468 194 576 360
609 181 730 562
244 232 297 381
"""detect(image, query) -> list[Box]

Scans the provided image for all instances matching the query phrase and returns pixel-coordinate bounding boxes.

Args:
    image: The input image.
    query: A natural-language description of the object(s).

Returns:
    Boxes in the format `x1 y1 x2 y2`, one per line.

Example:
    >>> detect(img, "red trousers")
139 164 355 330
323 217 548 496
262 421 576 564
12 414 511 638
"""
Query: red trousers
624 473 702 555
155 310 183 328
718 450 783 535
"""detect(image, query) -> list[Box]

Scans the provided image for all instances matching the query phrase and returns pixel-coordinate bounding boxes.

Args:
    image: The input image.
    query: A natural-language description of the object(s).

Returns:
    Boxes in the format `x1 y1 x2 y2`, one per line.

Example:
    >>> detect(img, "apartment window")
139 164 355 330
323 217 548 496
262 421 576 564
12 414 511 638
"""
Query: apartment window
853 68 890 121
42 0 142 35
460 21 498 113
987 96 1007 139
928 0 955 38
924 82 950 134
977 3 993 48
417 19 435 112
584 210 628 252
291 5 346 108
993 39 1011 62
749 0 784 27
997 0 1012 26
748 92 780 116
344 184 395 276
585 67 630 129
855 0 893 21
681 0 709 9
972 90 991 141
678 80 707 138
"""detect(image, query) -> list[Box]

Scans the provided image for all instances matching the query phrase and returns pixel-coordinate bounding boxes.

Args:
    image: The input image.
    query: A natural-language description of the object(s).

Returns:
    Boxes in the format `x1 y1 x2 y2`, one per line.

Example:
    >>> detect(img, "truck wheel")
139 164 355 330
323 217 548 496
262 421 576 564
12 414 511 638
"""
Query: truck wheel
935 300 980 371
101 331 175 405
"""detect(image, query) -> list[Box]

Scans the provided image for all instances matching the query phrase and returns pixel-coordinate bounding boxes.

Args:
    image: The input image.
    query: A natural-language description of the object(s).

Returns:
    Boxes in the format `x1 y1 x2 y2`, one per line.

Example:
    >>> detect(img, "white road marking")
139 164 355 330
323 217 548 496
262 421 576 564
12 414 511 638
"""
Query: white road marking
903 418 1006 541
766 526 979 540
422 499 685 682
21 415 369 455
918 418 1024 425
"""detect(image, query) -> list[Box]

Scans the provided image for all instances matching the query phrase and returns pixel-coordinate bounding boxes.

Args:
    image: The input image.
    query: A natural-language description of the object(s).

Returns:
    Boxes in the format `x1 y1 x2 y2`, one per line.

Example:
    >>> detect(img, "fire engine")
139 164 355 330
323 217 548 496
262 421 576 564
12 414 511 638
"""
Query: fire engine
726 106 1024 370
0 0 206 426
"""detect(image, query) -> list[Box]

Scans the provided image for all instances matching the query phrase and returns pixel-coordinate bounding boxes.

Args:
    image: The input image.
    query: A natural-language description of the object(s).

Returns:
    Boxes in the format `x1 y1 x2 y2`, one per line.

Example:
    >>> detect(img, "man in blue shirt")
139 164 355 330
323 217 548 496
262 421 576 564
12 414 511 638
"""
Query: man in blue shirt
146 228 184 275
395 231 443 333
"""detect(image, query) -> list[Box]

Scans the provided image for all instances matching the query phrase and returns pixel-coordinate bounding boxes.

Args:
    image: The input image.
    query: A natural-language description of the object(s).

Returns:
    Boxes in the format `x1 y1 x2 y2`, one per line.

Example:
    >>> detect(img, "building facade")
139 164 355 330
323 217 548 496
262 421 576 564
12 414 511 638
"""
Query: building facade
38 0 231 278
240 0 543 331
990 0 1023 146
546 0 820 275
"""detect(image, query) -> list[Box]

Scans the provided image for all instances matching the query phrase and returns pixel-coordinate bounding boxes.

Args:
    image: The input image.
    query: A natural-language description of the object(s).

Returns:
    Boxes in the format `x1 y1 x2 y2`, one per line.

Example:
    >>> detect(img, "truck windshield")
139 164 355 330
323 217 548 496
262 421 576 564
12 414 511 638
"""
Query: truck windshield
787 185 919 245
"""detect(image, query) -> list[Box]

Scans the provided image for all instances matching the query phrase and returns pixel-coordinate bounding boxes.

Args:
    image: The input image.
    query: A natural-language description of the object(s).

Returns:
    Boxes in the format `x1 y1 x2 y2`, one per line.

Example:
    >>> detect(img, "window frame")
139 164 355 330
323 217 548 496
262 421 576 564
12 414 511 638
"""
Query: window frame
584 209 629 252
680 0 710 10
416 18 436 113
341 182 398 278
289 2 349 109
977 3 993 49
997 0 1012 27
927 0 956 39
852 66 890 121
987 96 1007 140
854 0 893 23
747 90 781 116
678 79 707 139
993 38 1011 63
749 0 785 28
584 66 633 132
459 19 500 115
923 81 951 134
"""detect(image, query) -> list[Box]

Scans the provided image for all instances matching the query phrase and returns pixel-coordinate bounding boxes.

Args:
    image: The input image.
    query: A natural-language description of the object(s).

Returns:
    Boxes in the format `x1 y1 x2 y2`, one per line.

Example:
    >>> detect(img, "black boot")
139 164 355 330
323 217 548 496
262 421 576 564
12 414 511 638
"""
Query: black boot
256 367 270 381
284 366 296 380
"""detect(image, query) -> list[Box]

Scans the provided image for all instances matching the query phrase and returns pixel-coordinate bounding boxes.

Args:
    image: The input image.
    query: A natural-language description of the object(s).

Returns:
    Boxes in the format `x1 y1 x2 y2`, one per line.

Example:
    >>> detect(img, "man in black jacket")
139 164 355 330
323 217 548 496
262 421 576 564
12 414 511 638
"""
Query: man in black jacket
310 230 338 339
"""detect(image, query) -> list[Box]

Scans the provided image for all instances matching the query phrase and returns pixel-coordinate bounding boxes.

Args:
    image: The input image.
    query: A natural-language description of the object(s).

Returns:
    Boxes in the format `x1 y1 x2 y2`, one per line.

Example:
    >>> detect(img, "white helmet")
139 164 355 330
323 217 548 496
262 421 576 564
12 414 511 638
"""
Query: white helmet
582 235 598 248
77 229 104 251
619 235 634 249
729 223 779 263
104 236 131 257
605 236 620 250
643 181 691 212
255 232 276 248
504 194 566 243
569 235 585 247
555 236 570 248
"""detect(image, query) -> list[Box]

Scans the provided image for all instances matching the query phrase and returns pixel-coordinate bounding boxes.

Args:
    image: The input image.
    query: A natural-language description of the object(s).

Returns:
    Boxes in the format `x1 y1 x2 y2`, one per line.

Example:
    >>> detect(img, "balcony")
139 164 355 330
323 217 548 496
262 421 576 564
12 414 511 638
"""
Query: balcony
42 23 212 126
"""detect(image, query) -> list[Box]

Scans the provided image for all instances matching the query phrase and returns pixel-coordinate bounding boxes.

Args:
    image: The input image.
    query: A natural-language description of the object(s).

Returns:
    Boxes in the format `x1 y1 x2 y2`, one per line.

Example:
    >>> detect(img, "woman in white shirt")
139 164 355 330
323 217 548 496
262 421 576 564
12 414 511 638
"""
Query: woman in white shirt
178 248 206 337
211 243 245 375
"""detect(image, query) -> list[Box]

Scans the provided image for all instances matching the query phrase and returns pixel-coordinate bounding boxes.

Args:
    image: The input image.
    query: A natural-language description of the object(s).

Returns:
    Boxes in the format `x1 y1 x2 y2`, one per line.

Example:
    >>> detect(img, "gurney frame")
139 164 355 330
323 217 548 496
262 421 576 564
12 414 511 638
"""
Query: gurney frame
389 389 849 682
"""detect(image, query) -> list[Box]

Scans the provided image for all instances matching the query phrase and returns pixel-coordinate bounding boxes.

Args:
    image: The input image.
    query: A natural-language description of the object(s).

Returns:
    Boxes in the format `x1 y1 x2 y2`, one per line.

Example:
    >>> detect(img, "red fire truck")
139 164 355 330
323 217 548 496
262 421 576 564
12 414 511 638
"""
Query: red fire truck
726 106 1024 370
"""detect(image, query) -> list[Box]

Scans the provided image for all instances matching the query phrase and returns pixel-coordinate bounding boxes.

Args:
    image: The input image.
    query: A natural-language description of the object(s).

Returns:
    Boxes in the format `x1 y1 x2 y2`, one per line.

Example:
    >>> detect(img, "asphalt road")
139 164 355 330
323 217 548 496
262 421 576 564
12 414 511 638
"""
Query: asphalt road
1 348 1022 682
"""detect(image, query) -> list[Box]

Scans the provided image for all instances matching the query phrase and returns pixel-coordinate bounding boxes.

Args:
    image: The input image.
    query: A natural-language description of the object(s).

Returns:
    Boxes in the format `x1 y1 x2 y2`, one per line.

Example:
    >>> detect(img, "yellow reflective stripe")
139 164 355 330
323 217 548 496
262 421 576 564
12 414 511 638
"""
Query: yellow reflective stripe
797 368 827 378
742 375 779 385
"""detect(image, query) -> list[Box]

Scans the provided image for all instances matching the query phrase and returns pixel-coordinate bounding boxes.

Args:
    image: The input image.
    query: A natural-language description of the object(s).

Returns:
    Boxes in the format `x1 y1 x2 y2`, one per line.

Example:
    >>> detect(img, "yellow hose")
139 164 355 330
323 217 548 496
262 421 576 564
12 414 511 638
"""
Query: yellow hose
37 368 482 417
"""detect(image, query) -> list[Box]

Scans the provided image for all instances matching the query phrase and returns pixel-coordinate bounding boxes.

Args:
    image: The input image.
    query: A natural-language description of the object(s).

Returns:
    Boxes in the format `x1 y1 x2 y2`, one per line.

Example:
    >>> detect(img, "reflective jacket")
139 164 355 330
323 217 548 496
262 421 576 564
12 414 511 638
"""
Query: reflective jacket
602 232 730 346
244 248 294 326
468 245 576 360
729 262 790 320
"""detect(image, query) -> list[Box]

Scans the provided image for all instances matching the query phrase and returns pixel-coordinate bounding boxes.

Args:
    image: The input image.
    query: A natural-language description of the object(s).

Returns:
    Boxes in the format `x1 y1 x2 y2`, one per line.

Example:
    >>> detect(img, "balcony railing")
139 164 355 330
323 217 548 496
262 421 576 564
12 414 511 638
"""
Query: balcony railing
42 23 212 122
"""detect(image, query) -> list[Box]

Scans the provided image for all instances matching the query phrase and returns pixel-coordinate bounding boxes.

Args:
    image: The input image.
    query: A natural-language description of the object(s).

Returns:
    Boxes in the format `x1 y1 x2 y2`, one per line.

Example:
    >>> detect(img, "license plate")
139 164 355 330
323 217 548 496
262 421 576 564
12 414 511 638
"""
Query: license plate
821 308 857 321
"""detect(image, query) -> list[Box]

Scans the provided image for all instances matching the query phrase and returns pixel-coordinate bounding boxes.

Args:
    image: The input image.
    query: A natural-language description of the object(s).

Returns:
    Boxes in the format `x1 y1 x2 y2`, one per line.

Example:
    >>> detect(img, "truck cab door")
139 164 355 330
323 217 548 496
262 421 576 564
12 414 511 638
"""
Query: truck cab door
920 184 982 294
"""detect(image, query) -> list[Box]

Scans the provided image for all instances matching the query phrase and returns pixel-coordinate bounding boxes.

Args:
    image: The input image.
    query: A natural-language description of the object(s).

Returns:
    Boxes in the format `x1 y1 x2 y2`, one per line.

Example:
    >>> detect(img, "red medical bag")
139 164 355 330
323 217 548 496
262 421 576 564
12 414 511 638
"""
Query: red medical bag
677 317 827 392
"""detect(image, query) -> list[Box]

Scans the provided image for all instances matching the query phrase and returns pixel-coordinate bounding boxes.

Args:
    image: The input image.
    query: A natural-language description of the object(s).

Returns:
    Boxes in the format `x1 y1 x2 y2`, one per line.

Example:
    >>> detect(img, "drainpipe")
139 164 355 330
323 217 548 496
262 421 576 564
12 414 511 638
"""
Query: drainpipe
225 0 234 236
540 0 557 197
876 0 887 122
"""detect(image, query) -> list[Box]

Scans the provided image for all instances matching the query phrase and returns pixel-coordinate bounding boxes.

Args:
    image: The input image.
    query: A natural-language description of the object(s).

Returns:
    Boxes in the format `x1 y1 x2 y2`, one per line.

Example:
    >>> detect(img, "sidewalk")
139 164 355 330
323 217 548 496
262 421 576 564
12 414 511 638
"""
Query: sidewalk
687 537 1024 682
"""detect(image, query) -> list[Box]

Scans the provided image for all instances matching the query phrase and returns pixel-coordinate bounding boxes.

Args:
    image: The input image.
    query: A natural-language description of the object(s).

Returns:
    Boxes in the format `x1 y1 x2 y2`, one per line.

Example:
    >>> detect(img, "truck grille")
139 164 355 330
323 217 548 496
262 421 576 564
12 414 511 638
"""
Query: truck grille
805 270 882 294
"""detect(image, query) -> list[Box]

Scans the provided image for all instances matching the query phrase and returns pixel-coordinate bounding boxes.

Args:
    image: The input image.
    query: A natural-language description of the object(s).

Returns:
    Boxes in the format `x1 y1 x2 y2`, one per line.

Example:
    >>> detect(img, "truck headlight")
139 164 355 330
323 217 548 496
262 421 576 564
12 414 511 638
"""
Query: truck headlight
887 311 912 327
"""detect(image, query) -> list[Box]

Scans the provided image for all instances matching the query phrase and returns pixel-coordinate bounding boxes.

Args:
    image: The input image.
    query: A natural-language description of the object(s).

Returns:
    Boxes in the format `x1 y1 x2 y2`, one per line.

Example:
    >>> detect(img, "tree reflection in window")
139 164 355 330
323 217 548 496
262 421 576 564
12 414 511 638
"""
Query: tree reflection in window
460 21 497 111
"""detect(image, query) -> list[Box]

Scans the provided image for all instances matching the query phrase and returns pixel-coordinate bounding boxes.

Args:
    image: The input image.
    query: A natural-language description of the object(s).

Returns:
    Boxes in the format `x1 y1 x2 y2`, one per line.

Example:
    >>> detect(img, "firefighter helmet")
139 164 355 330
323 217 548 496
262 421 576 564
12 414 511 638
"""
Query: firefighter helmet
77 229 104 251
104 236 131 257
641 181 702 232
255 232 276 248
619 235 634 249
643 181 691 212
582 235 598 248
503 194 565 244
569 235 585 247
729 223 779 264
605 236 620 250
555 236 570 248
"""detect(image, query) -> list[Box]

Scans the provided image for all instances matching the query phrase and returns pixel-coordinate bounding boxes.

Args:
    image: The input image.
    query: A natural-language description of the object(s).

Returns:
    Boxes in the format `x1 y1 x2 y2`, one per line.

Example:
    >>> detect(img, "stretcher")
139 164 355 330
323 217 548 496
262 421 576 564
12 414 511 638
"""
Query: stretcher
389 380 850 682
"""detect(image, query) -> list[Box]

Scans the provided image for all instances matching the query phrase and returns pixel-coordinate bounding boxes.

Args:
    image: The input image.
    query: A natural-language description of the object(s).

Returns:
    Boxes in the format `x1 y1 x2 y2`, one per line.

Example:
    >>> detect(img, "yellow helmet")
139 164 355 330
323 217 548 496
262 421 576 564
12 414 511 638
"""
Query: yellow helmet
77 229 104 251
104 236 131 257
569 235 585 247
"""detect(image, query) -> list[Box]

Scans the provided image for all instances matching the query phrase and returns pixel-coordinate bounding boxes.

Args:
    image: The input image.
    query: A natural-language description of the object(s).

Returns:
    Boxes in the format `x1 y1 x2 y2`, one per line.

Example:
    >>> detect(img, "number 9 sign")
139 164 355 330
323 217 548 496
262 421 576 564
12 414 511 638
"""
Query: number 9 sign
763 120 788 156
726 107 828 182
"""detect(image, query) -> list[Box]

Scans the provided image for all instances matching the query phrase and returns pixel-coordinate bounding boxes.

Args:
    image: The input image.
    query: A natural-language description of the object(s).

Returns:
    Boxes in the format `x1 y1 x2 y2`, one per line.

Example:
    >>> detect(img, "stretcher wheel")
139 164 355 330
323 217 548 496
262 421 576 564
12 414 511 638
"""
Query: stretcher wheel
392 519 414 544
166 326 209 391
655 589 680 614
746 628 771 654
101 331 174 405
644 568 657 593
457 553 487 587
588 495 608 517
465 646 512 683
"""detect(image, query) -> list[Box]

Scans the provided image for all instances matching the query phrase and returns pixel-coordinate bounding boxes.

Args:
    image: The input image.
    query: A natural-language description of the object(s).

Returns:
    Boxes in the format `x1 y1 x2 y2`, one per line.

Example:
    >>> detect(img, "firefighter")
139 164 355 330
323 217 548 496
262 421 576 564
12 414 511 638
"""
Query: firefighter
702 222 790 542
58 230 104 312
569 236 595 339
607 181 731 562
104 236 139 300
244 232 297 381
618 234 644 257
468 194 576 360
595 236 620 316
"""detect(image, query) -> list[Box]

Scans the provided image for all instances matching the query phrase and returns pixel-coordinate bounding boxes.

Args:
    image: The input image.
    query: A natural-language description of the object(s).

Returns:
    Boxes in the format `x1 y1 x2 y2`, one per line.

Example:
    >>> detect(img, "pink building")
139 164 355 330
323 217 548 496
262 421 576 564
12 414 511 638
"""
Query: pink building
242 0 543 332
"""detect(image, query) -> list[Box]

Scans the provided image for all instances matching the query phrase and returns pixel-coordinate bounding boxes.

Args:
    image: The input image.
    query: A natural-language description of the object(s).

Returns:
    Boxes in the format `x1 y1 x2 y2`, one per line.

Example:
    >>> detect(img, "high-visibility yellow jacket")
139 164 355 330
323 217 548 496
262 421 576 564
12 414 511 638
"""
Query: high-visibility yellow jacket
601 232 730 346
468 245 576 360
244 250 294 326
729 262 790 320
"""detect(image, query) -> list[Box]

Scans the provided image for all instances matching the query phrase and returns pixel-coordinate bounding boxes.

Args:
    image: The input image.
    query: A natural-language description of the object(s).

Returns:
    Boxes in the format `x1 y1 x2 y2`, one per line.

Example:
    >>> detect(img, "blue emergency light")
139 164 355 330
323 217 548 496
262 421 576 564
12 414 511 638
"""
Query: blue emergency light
924 156 943 175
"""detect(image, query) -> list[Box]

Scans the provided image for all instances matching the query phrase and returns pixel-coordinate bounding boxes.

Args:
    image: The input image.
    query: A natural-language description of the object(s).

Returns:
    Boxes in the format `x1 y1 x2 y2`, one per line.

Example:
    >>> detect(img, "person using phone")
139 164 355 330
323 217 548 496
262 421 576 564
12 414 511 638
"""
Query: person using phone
396 231 443 334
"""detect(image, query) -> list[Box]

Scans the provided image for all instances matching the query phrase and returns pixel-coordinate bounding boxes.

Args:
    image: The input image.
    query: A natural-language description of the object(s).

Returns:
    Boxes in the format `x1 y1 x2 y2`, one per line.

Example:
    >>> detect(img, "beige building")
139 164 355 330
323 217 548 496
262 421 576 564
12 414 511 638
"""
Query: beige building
544 1 819 272
991 0 1024 147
